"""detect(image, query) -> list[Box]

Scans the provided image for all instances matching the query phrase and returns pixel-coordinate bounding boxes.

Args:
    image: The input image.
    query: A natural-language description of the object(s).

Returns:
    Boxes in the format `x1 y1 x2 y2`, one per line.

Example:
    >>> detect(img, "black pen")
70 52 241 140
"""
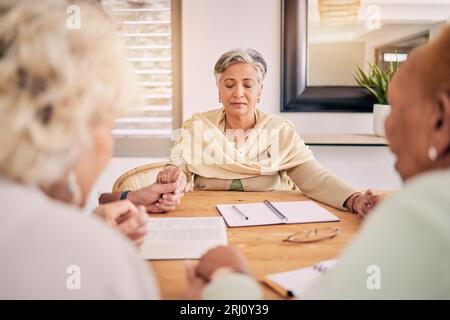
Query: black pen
232 205 249 220
263 200 288 222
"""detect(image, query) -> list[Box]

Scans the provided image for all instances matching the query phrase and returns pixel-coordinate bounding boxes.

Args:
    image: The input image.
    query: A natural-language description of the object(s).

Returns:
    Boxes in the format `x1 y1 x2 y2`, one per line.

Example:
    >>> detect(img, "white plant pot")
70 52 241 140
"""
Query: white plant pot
373 104 391 137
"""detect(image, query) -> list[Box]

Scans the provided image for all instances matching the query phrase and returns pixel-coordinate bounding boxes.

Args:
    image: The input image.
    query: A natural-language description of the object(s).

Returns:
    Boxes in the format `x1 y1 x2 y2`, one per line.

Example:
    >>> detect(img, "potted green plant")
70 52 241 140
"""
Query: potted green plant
354 61 400 137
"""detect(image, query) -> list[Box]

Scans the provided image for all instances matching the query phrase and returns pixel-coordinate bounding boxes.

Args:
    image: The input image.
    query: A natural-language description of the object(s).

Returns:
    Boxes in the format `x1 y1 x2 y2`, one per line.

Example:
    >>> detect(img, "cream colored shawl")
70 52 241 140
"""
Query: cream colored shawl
169 108 314 179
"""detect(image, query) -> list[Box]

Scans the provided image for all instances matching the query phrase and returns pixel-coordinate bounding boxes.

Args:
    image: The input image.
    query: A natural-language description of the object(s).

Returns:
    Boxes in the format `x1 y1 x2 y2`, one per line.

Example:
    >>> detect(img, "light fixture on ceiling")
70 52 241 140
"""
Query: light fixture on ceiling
318 0 361 26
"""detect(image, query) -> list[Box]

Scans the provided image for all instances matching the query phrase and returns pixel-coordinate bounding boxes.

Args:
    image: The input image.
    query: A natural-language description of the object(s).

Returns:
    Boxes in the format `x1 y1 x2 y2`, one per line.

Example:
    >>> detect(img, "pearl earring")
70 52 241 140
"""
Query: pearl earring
219 98 222 103
427 146 438 161
67 171 82 206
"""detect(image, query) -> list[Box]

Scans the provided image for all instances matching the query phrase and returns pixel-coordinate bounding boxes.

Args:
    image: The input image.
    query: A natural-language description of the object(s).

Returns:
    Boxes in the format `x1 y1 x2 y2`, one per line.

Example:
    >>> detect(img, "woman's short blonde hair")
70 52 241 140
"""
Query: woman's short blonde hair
213 48 267 87
0 0 139 185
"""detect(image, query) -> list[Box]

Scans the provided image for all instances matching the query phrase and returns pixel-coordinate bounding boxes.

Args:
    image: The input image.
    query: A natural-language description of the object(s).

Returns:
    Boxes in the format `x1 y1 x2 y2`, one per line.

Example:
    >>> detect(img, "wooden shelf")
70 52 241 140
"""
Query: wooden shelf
302 134 388 146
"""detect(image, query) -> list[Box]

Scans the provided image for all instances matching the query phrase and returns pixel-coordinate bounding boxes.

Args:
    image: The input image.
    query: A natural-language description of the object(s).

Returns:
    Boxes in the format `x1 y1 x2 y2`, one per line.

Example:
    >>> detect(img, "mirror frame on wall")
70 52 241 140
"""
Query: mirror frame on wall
281 0 376 113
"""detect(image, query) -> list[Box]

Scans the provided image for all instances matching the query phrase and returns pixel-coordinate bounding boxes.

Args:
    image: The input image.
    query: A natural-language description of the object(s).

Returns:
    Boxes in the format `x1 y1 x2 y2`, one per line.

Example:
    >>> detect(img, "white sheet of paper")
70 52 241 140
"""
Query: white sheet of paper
139 217 228 260
216 203 281 227
266 259 338 298
271 201 340 223
217 201 339 227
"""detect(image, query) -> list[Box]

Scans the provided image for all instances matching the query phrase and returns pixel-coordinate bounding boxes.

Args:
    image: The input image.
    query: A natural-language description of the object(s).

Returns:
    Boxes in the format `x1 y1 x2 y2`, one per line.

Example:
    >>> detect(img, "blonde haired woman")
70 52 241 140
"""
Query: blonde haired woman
154 49 378 216
0 0 185 298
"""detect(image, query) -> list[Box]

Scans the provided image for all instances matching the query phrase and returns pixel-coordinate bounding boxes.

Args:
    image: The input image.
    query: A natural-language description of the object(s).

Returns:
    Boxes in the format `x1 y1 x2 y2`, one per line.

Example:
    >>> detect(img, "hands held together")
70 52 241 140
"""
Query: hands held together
95 166 189 248
345 189 380 218
126 166 189 213
94 200 148 247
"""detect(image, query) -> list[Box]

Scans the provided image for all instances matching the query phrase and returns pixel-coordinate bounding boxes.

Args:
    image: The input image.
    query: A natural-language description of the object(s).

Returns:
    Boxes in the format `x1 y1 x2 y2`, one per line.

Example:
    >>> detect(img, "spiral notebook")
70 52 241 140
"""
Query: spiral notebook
216 200 339 227
262 259 338 298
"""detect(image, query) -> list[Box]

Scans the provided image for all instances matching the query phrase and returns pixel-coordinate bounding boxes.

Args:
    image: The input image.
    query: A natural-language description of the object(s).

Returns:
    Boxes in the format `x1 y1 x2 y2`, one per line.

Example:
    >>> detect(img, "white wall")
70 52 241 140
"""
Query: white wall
310 146 401 190
308 42 366 86
182 0 374 134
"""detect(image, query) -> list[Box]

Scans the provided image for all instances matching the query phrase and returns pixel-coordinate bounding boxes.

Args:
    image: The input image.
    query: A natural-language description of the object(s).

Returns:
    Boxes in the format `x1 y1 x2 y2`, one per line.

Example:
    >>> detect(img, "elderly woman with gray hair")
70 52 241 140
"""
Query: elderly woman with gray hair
148 48 377 216
191 26 450 299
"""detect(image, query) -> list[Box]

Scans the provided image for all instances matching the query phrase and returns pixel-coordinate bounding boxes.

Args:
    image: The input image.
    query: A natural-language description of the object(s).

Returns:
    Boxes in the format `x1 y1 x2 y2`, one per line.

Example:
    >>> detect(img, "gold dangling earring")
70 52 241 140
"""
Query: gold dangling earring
67 171 82 206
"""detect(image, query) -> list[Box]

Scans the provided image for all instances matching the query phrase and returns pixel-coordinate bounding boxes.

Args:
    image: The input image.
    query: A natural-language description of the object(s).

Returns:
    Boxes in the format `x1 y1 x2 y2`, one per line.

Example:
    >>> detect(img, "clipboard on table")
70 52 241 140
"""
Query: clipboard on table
216 200 339 227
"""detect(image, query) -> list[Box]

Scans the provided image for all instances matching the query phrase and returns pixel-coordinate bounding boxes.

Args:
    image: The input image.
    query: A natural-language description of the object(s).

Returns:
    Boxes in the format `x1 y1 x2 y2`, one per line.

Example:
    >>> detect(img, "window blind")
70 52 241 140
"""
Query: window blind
100 0 175 138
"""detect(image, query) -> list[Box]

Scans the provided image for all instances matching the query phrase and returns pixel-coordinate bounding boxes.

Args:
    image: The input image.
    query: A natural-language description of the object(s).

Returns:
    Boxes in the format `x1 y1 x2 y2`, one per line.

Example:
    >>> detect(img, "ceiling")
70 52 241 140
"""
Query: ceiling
309 0 450 43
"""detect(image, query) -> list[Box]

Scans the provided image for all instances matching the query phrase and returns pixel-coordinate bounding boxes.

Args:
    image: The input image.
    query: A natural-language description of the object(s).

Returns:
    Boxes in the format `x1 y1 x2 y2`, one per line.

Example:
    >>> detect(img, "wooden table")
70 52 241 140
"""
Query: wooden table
148 190 364 299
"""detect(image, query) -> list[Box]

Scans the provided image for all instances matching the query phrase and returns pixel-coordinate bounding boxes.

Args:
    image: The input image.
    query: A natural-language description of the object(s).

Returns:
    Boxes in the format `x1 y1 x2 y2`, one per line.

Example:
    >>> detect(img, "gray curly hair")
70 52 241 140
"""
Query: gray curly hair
0 0 139 185
213 48 267 86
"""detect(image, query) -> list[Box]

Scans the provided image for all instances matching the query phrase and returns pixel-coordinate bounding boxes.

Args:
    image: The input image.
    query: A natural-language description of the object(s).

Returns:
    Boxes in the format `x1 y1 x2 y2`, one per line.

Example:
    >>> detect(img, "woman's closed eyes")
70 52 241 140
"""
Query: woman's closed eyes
224 80 255 89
